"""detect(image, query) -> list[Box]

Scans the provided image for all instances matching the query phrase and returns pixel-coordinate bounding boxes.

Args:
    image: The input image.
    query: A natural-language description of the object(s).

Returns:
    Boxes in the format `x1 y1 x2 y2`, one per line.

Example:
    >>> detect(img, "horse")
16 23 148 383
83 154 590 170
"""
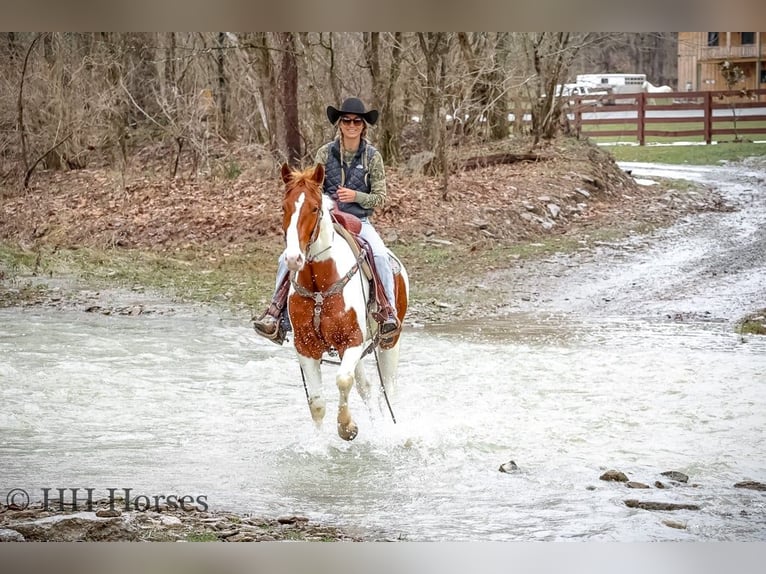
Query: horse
280 162 409 441
642 81 674 105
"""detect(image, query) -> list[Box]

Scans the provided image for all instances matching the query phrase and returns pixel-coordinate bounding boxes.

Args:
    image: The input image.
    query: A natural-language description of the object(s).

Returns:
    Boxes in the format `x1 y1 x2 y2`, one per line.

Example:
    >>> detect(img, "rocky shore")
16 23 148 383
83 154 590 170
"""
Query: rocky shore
0 498 362 542
2 471 764 541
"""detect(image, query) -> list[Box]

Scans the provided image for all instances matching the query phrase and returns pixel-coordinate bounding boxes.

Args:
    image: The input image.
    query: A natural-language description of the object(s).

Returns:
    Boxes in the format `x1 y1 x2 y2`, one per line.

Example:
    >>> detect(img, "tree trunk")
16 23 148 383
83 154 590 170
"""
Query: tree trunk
279 32 301 166
17 33 45 175
488 33 510 141
363 33 382 111
417 32 451 175
216 32 229 138
254 33 279 155
380 32 403 163
326 32 342 105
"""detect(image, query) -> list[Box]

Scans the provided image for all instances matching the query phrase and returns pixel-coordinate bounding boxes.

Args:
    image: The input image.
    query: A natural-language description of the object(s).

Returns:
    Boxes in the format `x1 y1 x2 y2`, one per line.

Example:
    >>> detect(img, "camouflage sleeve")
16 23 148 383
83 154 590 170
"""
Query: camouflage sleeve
314 143 330 167
354 150 387 210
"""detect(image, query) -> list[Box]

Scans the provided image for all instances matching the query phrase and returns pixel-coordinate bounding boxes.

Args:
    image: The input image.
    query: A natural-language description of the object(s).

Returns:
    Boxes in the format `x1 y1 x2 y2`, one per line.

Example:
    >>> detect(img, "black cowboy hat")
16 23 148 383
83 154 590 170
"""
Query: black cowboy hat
326 97 379 126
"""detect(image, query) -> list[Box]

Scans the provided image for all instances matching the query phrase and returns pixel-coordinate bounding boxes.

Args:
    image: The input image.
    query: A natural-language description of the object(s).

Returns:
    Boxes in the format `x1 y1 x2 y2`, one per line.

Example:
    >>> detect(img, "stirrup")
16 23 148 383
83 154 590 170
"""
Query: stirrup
252 314 287 346
378 315 401 343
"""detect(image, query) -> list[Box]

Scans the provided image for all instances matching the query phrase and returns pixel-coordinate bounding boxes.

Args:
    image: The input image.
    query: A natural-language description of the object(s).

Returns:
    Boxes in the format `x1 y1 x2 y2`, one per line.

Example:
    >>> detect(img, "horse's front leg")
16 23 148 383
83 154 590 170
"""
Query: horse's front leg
297 353 325 429
336 344 365 441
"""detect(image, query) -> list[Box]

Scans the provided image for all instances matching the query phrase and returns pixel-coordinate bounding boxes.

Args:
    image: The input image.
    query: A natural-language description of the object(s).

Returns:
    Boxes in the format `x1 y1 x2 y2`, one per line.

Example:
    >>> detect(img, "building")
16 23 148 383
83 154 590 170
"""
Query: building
678 32 765 91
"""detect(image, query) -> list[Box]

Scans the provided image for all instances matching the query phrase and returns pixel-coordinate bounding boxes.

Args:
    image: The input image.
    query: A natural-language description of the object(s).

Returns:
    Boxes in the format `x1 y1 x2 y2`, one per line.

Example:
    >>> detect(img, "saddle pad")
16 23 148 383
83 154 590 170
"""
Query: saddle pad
331 210 362 234
333 223 373 280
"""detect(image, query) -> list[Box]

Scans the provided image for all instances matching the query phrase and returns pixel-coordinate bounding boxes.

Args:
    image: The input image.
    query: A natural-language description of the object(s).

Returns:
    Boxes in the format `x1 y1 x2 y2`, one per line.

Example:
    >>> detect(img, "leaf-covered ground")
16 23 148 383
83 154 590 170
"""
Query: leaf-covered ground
0 138 722 252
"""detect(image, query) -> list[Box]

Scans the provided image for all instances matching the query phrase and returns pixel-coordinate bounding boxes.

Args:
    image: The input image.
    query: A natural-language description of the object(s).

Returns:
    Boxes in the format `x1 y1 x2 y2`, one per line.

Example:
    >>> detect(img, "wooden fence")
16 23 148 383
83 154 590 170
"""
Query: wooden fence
570 88 766 145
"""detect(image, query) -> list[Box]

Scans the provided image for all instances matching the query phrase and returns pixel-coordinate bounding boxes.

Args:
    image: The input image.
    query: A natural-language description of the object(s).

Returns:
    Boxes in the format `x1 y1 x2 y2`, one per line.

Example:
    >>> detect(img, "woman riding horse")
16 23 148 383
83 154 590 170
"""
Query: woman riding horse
253 97 400 344
276 162 408 440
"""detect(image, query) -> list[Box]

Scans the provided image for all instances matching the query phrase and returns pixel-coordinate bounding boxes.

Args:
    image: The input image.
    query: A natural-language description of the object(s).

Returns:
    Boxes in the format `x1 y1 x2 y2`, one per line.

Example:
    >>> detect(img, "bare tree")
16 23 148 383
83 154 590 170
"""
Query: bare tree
215 32 229 138
720 60 746 142
17 33 44 175
417 32 452 183
279 33 301 166
517 33 596 144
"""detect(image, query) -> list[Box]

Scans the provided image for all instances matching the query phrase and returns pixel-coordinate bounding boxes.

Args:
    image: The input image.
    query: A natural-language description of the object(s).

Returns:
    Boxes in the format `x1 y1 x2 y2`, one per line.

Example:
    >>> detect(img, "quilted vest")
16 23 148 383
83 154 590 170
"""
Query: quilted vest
323 139 376 219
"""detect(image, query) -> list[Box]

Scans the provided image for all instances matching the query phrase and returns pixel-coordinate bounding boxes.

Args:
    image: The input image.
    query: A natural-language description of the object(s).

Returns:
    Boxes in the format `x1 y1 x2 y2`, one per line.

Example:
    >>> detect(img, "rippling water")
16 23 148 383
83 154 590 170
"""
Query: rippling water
2 304 765 541
2 162 765 541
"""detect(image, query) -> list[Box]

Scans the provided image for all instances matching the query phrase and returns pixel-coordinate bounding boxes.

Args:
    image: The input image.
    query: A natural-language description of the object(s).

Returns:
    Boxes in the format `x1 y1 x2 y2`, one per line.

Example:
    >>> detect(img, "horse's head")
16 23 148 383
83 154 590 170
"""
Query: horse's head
281 163 326 272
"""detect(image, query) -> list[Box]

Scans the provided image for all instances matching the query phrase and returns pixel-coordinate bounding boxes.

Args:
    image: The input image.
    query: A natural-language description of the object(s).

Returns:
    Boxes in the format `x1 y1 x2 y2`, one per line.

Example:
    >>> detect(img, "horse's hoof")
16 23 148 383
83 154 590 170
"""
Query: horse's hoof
338 422 358 441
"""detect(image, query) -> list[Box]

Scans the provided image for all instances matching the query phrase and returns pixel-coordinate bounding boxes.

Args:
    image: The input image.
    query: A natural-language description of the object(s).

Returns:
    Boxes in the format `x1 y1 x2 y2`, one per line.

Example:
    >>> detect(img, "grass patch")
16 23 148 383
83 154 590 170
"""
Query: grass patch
0 241 284 310
738 310 766 336
605 142 766 164
184 532 220 542
2 214 667 315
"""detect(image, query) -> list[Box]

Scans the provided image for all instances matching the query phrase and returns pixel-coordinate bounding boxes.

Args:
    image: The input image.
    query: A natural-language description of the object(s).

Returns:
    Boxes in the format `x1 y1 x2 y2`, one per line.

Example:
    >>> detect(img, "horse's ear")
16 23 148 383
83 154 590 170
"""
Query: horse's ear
280 163 292 185
313 163 325 185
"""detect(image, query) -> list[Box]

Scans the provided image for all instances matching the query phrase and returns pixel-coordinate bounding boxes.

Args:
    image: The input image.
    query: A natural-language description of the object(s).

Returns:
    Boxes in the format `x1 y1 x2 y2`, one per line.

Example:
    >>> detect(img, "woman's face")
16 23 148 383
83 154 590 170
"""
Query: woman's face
339 114 364 138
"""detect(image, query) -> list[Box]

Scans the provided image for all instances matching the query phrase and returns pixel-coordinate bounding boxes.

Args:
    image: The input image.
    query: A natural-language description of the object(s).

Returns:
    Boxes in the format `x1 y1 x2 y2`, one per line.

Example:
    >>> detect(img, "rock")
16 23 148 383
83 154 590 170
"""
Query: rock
600 470 629 482
547 204 561 218
95 509 122 518
0 528 25 541
626 481 651 489
654 481 666 489
660 471 689 483
226 533 255 542
574 187 591 198
498 460 519 473
734 480 766 491
406 151 435 174
10 512 140 541
277 515 309 525
662 519 687 529
425 238 454 246
624 499 700 511
541 218 555 231
159 515 183 527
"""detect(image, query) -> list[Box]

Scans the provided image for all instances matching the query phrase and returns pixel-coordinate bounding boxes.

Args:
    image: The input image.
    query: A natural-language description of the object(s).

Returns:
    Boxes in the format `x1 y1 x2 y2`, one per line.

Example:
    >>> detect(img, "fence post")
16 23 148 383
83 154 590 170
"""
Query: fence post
704 91 713 144
637 92 646 146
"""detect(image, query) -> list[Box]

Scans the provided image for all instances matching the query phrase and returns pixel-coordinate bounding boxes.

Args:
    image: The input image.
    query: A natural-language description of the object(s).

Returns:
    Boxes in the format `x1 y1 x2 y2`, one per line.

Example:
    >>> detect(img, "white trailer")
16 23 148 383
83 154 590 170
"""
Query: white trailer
575 73 647 94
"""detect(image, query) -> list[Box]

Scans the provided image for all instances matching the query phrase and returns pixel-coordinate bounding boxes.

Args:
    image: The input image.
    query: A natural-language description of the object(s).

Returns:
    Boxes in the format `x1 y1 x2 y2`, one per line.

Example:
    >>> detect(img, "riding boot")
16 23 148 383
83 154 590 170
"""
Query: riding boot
379 305 400 338
372 280 400 342
252 275 291 345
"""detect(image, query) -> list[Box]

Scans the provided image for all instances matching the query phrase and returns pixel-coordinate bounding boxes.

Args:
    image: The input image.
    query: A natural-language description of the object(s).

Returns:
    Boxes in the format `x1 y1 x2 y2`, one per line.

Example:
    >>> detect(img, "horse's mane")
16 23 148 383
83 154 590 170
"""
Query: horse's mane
286 166 323 195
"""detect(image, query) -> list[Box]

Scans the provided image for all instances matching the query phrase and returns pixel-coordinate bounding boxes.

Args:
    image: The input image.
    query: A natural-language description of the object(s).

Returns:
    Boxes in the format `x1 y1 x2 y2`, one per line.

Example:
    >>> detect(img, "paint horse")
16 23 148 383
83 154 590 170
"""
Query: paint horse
280 163 409 440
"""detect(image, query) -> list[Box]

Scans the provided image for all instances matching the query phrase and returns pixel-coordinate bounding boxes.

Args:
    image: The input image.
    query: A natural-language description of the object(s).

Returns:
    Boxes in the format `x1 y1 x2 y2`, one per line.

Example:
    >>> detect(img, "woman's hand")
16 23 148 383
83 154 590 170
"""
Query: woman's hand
336 187 357 203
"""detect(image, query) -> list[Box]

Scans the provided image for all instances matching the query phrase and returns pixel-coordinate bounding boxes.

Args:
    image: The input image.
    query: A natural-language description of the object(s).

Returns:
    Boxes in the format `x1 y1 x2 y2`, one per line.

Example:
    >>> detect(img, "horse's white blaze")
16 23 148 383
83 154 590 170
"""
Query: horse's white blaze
284 192 306 271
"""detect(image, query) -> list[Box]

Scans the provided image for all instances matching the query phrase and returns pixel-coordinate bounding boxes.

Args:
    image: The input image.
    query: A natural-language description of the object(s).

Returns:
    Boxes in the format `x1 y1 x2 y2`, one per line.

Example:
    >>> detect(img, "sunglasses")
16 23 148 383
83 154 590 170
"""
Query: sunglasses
340 117 364 126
